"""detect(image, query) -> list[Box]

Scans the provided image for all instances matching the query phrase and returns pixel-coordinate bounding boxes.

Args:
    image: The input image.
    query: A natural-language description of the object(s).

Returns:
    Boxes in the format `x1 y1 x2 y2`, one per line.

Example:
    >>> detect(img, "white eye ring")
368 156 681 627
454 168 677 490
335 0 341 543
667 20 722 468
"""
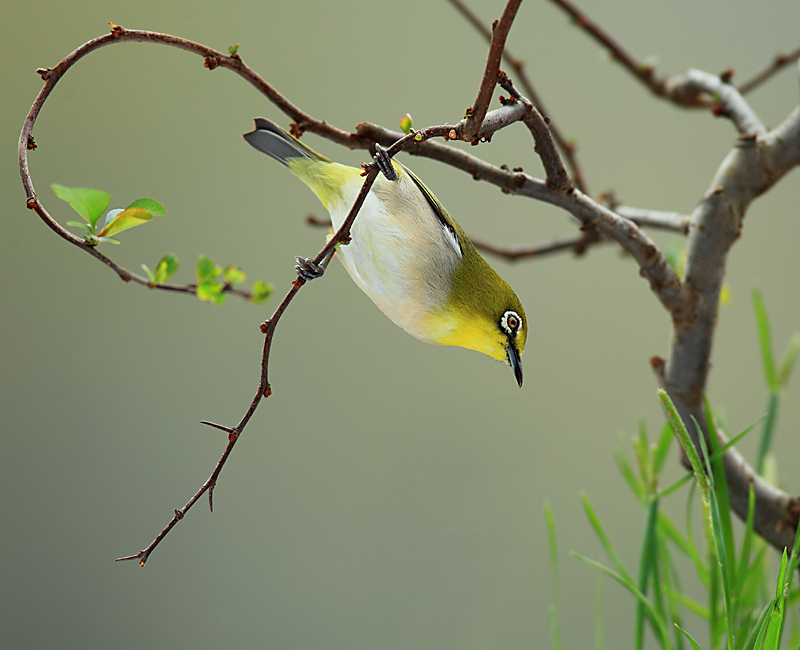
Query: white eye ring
500 310 521 335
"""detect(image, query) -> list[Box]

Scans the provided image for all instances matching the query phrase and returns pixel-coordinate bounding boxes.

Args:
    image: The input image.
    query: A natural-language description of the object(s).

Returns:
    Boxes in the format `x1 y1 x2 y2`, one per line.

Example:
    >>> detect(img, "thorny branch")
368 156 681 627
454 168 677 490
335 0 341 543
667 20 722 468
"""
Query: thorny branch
19 0 800 563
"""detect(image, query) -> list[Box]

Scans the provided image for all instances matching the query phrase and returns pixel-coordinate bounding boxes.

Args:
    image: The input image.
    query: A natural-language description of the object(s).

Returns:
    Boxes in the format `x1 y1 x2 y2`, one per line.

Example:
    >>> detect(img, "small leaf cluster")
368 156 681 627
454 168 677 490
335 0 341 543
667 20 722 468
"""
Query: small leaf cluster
53 184 165 245
195 255 273 305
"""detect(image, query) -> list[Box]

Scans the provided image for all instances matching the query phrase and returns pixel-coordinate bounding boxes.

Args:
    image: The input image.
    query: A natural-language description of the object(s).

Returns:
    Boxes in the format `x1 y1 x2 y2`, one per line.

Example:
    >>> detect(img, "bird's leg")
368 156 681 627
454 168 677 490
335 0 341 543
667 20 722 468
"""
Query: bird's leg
295 248 334 282
374 144 398 182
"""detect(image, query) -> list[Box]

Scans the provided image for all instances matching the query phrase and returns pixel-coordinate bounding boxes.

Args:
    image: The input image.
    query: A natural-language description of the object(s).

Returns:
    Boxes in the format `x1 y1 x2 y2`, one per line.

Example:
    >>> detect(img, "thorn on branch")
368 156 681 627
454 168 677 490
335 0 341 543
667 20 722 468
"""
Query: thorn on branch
200 420 236 434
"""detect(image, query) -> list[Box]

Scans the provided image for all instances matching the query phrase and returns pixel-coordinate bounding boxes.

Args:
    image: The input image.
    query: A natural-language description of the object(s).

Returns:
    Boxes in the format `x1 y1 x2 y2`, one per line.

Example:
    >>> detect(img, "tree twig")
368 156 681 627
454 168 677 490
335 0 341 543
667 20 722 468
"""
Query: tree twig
461 0 523 142
446 0 589 193
738 44 800 95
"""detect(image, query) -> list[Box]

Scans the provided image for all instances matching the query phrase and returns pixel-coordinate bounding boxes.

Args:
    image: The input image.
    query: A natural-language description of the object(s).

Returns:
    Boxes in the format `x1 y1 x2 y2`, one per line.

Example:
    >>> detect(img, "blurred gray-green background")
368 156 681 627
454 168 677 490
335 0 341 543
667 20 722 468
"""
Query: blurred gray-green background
3 1 799 648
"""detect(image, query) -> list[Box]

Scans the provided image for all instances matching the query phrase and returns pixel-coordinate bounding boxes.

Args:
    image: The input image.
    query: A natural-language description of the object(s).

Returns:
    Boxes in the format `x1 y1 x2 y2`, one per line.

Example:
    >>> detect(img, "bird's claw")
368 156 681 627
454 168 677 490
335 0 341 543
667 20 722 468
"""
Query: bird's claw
295 256 325 281
374 144 398 181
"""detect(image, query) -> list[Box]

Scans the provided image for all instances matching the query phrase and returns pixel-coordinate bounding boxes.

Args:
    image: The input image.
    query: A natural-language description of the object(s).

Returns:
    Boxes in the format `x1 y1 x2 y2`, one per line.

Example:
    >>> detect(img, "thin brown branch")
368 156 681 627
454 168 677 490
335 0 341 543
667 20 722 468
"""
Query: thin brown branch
472 231 607 260
498 72 573 194
547 0 772 126
447 0 588 192
548 0 669 98
462 0 523 142
738 44 800 94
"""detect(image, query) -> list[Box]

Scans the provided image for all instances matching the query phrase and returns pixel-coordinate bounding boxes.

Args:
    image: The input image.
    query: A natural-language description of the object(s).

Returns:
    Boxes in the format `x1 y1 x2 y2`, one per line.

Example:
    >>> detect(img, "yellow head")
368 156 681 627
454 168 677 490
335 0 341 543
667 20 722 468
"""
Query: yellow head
425 226 527 386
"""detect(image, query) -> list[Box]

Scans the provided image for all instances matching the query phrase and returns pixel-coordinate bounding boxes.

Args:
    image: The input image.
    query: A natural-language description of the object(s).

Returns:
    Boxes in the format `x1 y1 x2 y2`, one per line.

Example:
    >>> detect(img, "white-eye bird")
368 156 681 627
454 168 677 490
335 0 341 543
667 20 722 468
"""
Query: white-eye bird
243 118 527 386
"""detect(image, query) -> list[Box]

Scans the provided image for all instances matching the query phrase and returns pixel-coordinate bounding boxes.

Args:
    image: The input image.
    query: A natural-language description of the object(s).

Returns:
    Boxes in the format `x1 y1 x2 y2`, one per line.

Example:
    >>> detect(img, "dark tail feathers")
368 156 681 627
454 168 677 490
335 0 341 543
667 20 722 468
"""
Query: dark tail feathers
242 118 329 165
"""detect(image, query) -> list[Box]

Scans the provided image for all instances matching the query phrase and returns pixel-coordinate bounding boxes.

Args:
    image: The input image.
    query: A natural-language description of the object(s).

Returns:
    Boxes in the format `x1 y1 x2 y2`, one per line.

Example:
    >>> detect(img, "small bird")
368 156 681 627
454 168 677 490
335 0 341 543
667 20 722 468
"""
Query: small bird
243 118 526 386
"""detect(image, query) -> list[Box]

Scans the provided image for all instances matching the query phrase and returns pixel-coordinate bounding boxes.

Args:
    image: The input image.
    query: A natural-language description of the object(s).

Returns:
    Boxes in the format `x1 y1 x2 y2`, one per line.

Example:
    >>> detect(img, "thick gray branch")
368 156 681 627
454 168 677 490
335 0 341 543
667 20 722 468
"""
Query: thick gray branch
663 104 800 550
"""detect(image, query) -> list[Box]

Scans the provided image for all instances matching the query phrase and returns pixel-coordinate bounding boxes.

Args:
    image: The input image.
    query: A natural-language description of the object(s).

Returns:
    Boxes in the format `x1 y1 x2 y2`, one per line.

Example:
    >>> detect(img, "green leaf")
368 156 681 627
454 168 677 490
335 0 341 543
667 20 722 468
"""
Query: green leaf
251 280 274 304
141 264 156 283
228 43 239 55
127 198 166 217
66 220 94 233
95 236 121 245
155 254 179 285
103 208 124 228
223 265 246 285
197 255 221 282
97 207 153 237
196 279 223 303
51 184 112 229
400 113 414 134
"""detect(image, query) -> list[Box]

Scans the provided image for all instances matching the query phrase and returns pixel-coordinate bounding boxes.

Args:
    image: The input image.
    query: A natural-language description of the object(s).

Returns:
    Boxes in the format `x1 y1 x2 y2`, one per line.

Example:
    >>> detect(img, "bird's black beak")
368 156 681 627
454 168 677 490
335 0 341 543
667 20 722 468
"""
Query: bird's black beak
507 345 523 387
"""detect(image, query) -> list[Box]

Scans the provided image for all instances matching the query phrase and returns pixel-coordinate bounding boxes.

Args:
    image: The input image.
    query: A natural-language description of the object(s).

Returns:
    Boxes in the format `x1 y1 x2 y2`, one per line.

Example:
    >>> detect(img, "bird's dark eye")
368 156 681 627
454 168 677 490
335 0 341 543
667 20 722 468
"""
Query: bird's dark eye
500 310 521 335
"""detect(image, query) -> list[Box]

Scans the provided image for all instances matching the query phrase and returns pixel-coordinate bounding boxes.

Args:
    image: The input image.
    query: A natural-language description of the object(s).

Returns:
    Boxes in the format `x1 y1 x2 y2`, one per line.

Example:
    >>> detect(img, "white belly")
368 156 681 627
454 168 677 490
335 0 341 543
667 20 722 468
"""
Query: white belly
328 172 460 343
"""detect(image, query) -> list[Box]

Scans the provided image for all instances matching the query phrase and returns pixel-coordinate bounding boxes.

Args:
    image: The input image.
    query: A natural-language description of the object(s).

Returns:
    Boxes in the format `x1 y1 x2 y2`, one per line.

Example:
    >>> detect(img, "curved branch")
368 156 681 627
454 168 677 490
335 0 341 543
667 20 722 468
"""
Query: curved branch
663 104 800 551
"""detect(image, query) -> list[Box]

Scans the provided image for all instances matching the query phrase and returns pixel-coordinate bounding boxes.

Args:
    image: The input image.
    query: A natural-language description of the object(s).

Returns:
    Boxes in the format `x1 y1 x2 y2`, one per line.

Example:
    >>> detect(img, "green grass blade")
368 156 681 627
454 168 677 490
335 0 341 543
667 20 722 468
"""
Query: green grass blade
653 421 675 475
742 598 776 650
763 551 788 650
786 514 800 587
685 483 711 587
573 553 672 650
692 415 734 649
752 287 778 393
777 333 800 388
676 625 704 650
660 473 693 500
658 510 692 558
658 537 685 650
580 492 635 584
713 416 765 459
544 503 562 650
614 447 646 502
672 591 710 619
636 498 661 650
595 575 605 650
735 486 756 597
704 399 736 568
756 393 779 476
659 391 733 648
